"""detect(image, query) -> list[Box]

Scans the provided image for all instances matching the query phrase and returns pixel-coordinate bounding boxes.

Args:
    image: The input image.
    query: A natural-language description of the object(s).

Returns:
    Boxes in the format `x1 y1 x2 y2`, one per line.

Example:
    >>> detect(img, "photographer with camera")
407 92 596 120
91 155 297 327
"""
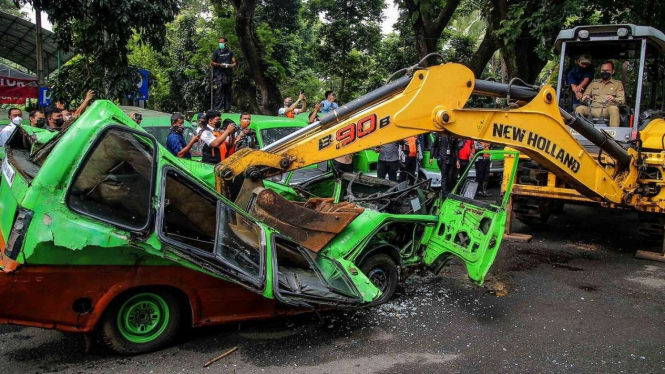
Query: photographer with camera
200 111 237 164
279 92 307 118
233 112 259 151
128 112 143 126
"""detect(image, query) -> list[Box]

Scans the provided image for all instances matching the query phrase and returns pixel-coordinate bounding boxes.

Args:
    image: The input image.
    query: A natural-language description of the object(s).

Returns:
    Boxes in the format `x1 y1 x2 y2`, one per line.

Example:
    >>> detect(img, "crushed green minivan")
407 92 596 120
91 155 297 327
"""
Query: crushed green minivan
0 100 519 354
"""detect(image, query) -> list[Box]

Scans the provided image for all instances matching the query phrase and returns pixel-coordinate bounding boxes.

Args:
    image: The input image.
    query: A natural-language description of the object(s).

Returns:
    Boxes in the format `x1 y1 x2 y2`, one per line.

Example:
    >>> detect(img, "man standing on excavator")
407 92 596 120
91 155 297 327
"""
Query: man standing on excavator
574 61 625 127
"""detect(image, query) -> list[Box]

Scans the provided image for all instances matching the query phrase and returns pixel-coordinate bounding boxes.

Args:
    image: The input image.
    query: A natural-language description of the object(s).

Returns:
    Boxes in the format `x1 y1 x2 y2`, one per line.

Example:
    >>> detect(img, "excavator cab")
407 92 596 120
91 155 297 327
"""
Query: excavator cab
555 24 665 146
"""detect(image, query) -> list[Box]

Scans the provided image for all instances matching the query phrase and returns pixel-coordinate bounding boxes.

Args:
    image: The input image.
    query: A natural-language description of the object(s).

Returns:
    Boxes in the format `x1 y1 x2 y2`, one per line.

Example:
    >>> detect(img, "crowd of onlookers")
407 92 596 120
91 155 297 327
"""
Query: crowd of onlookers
0 90 96 146
144 87 495 198
1 52 493 200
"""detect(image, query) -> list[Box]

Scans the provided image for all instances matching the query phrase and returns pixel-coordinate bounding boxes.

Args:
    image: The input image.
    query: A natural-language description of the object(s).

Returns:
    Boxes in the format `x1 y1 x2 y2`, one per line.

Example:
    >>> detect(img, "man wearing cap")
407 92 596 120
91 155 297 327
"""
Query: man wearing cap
166 113 200 159
575 61 625 127
194 112 207 134
567 54 594 109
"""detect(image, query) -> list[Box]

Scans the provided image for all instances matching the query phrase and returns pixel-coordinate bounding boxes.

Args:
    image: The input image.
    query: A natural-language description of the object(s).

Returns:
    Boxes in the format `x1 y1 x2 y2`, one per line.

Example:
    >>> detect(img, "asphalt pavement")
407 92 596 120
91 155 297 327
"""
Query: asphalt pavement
1 190 664 373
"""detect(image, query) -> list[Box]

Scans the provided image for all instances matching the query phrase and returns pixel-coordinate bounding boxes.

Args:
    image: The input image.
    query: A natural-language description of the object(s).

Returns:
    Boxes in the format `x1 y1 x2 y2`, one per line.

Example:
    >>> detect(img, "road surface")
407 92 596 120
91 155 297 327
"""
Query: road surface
0 202 663 373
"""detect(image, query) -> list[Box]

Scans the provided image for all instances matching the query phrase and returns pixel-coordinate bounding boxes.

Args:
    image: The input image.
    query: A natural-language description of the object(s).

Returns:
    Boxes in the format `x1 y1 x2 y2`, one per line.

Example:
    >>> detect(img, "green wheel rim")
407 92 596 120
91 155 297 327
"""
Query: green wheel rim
117 293 170 344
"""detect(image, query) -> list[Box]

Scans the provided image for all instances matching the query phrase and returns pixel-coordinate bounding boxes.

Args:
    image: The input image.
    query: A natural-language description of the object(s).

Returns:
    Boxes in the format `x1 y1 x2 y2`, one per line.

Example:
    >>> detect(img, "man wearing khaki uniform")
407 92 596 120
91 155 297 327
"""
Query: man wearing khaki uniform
575 61 625 127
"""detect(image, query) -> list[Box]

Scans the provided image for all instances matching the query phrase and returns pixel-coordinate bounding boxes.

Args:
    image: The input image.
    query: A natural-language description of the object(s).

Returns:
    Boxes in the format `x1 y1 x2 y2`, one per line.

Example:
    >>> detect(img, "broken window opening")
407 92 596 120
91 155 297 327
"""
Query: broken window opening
274 237 361 302
67 128 155 231
216 201 263 280
160 168 265 282
162 169 217 253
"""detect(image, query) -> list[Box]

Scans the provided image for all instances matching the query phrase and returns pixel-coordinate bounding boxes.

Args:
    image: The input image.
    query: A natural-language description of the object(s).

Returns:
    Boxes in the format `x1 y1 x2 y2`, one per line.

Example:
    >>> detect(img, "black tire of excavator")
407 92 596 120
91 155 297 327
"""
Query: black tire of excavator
512 161 553 225
551 200 565 214
637 212 665 241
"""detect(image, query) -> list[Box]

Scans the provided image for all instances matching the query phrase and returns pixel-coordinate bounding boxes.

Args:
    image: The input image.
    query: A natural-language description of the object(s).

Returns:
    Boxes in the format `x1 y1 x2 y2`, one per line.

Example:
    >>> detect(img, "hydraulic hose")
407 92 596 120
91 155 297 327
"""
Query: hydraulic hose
472 79 632 170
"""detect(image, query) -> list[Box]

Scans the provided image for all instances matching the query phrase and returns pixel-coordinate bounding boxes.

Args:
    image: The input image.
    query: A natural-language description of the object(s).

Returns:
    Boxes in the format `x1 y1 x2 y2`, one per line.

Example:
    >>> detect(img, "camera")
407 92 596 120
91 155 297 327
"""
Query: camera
133 113 143 121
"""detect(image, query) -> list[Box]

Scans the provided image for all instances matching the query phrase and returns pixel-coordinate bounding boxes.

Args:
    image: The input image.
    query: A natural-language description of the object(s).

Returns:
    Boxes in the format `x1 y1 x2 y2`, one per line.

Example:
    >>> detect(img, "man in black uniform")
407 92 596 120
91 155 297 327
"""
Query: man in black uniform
210 37 237 113
429 130 458 197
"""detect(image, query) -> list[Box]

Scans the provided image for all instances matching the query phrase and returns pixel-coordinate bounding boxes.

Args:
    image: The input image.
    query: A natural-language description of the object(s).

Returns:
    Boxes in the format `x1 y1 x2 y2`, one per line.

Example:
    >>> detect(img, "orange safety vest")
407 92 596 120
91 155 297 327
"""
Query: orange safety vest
202 128 234 163
405 137 418 158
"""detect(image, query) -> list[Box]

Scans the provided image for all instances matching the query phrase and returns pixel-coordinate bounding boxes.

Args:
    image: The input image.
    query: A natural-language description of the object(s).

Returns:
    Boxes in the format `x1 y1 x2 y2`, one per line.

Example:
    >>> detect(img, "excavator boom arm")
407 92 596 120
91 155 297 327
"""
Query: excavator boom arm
217 63 635 204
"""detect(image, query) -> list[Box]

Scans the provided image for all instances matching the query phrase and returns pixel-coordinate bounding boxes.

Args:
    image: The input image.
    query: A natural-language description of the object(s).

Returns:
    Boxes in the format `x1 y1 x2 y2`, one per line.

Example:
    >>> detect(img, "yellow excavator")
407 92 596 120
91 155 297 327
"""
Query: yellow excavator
501 24 665 256
215 25 665 262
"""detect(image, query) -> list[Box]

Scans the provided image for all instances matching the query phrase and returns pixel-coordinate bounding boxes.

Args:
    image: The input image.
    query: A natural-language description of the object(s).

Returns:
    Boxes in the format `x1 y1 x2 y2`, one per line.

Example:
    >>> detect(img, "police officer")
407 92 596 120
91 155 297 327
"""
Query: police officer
211 37 237 113
575 61 625 127
429 130 458 196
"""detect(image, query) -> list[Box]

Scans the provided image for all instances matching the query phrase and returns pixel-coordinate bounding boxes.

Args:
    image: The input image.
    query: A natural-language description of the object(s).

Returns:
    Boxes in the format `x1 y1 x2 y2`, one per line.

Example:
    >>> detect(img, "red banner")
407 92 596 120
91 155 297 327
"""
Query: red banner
0 77 38 104
0 97 26 104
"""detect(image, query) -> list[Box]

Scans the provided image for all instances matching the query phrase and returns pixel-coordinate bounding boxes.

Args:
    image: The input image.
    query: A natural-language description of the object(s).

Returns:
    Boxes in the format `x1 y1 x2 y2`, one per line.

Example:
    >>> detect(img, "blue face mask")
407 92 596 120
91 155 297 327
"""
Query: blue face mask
219 43 226 49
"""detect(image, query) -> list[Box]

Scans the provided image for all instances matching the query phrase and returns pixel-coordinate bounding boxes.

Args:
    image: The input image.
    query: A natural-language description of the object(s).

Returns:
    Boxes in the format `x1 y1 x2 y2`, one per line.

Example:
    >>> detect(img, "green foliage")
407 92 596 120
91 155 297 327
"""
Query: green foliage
19 0 179 101
308 0 385 102
0 0 28 19
38 0 665 113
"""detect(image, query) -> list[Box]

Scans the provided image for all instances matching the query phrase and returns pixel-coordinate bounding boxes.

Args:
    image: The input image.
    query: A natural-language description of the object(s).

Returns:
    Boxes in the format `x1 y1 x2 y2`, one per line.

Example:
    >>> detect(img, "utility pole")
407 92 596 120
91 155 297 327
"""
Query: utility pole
35 5 45 86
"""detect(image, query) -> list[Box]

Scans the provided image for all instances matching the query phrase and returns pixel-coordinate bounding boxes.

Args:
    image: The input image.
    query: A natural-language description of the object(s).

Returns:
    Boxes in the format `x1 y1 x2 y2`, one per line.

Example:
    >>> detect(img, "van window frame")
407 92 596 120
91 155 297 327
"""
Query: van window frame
156 165 266 287
65 125 158 233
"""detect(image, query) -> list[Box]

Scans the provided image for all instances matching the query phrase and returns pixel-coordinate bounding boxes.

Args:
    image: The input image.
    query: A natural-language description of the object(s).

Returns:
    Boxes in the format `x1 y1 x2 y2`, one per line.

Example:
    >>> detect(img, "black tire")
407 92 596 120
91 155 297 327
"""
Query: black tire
513 196 552 225
513 160 553 225
638 212 665 240
551 200 565 214
99 289 184 355
360 254 399 306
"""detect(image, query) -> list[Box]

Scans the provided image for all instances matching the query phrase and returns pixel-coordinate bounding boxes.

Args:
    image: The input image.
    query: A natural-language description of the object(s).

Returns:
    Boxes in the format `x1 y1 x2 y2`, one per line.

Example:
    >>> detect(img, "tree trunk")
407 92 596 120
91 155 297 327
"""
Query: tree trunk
222 0 282 115
233 70 261 113
468 0 505 78
468 31 499 78
338 71 346 103
403 0 462 66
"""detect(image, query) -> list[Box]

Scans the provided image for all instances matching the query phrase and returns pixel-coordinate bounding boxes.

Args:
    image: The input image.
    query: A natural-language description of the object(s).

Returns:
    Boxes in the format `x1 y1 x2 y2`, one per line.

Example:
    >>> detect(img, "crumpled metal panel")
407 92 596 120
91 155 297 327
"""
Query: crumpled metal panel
249 188 364 251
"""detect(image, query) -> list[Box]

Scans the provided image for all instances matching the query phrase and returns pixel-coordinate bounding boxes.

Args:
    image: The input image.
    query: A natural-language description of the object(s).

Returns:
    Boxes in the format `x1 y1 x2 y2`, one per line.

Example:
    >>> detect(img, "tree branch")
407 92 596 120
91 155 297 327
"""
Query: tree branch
432 0 462 36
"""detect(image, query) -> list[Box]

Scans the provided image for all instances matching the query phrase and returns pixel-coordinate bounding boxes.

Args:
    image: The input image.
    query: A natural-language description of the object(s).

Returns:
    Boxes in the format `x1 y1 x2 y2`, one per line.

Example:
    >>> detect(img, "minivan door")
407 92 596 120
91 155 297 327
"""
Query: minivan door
156 167 380 306
423 150 519 285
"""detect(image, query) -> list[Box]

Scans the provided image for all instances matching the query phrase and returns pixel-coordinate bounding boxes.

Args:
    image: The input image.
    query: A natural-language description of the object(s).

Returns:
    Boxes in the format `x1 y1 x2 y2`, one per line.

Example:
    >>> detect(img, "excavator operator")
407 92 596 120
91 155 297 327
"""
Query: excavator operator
574 61 625 127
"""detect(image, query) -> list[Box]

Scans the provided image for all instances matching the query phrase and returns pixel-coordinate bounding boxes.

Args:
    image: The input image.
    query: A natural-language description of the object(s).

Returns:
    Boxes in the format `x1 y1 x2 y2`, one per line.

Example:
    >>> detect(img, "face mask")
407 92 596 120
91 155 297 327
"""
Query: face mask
241 119 250 128
35 118 46 128
54 118 64 127
11 116 22 125
219 43 226 49
600 71 611 80
285 102 292 107
172 125 184 134
213 120 221 128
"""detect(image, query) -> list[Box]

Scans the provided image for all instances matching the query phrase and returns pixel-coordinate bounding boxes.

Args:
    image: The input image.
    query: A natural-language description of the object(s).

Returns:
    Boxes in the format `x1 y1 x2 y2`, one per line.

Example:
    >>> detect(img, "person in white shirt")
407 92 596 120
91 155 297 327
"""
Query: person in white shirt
0 108 23 146
278 93 307 118
199 110 236 164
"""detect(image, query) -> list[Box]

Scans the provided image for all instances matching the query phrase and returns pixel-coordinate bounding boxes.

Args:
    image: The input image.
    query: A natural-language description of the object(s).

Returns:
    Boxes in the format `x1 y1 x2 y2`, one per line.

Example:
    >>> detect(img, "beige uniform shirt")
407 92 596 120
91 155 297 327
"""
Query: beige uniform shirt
335 154 353 164
583 78 625 107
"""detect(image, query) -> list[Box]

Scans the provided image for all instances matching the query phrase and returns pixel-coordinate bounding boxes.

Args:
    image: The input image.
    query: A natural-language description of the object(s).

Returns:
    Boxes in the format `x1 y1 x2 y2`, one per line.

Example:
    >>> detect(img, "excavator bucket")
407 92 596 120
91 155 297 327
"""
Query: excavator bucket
423 151 520 284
